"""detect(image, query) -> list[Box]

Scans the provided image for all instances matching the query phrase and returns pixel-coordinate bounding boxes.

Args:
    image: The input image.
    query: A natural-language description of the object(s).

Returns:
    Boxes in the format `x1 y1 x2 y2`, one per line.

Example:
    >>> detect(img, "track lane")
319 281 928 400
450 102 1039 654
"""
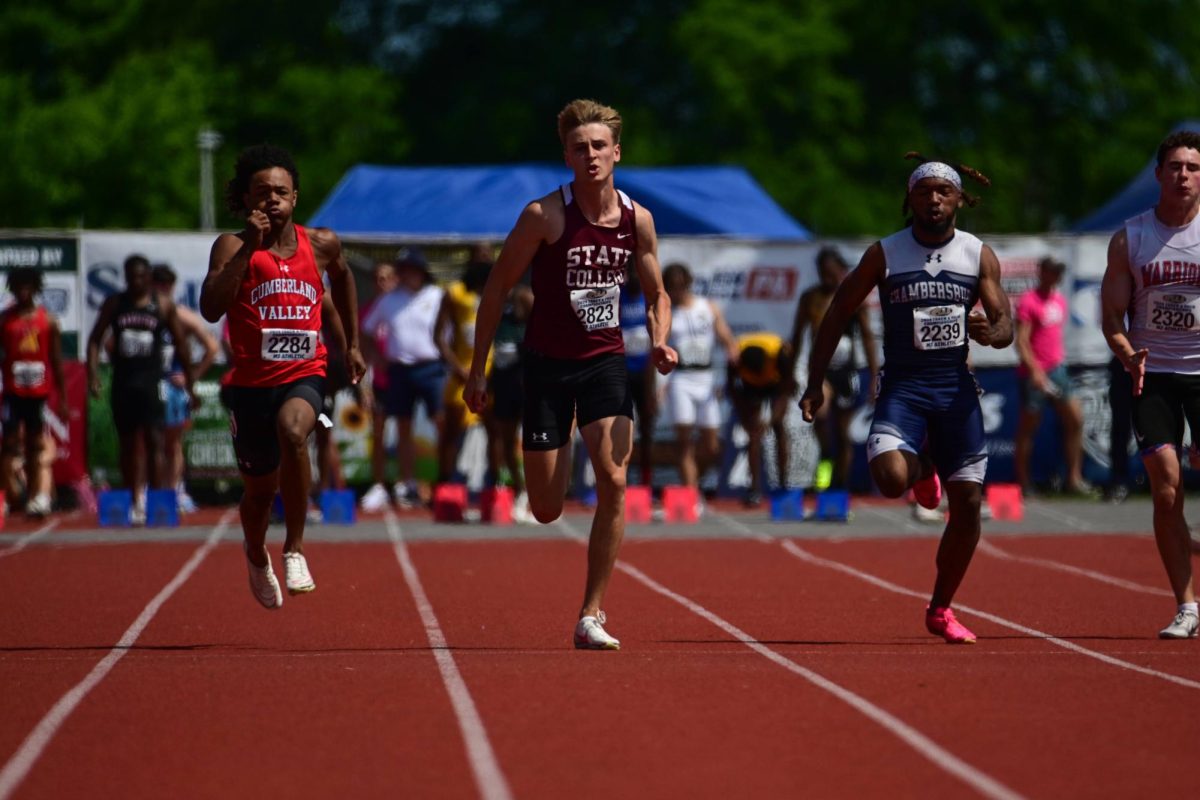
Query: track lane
621 534 1200 799
9 540 478 800
407 534 1012 800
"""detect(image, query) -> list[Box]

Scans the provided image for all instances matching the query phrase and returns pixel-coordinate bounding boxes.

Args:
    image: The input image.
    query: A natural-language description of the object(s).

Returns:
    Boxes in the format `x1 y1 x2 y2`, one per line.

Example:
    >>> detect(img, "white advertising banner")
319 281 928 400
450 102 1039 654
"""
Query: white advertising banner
80 230 220 359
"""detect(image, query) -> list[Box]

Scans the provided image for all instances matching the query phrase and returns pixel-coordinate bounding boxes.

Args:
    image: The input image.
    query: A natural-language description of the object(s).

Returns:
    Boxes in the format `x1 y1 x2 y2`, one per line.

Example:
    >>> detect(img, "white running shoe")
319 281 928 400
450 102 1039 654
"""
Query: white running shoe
394 482 420 509
912 503 943 524
574 611 620 650
1158 610 1199 639
177 490 198 514
26 494 52 517
512 491 535 524
244 543 283 609
131 496 146 527
282 551 316 595
360 482 390 512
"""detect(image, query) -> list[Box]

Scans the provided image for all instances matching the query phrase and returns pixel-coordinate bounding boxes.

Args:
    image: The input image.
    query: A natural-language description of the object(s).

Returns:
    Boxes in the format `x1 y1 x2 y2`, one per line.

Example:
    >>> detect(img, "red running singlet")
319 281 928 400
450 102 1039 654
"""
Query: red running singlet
226 224 327 387
523 183 638 360
0 306 52 398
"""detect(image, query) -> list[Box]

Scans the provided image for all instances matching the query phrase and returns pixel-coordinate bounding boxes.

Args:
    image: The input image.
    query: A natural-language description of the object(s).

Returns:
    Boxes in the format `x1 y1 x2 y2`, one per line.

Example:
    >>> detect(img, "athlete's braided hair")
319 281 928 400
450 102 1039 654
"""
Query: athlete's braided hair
224 144 300 215
901 151 991 217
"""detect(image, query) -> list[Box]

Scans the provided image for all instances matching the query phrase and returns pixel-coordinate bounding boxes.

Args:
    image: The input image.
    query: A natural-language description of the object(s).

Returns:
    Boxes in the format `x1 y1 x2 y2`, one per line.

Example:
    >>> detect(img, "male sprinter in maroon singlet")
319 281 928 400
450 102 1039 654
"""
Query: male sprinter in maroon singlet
201 145 365 610
465 99 678 650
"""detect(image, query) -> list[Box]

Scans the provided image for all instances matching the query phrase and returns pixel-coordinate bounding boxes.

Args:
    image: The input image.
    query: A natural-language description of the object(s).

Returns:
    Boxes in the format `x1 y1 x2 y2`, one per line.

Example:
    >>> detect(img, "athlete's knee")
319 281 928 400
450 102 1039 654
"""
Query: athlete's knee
870 461 908 497
528 496 564 524
1151 481 1181 512
1 434 21 458
276 418 310 451
593 464 627 497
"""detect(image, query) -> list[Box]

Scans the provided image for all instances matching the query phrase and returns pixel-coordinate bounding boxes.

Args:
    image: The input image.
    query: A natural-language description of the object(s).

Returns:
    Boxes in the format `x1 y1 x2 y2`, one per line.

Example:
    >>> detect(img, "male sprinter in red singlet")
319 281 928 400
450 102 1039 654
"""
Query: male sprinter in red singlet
465 99 678 650
0 268 67 517
201 145 365 610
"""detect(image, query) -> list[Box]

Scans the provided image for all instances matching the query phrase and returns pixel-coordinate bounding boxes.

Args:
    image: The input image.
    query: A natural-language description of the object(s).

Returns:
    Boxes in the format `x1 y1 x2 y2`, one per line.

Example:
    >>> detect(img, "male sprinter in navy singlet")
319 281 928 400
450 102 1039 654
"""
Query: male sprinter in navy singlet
1102 131 1200 639
201 145 365 610
802 154 1013 644
465 99 678 650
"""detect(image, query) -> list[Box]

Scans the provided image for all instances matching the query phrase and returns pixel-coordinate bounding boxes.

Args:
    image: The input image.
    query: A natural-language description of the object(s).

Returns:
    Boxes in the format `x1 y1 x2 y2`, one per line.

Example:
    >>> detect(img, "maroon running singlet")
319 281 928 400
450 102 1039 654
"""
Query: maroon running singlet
226 225 327 387
523 183 637 360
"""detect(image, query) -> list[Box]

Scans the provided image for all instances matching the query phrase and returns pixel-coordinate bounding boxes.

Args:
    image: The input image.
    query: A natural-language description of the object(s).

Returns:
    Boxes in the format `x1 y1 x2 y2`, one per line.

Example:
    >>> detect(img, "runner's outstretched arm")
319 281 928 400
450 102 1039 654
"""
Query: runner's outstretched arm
968 245 1013 347
312 228 365 385
631 203 677 376
1100 228 1147 395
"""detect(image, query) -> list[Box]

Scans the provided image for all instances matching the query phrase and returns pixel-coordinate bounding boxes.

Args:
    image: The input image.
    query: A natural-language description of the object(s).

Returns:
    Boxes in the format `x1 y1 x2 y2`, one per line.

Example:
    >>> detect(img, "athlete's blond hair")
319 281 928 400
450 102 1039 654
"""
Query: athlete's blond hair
557 99 622 146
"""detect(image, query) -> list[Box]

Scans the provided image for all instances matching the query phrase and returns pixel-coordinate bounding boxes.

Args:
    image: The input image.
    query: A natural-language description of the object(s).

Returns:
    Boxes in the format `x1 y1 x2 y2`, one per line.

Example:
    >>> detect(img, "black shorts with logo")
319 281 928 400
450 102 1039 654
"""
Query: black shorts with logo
1131 372 1200 453
489 364 523 423
112 380 164 436
221 375 325 476
522 350 633 451
1 394 46 438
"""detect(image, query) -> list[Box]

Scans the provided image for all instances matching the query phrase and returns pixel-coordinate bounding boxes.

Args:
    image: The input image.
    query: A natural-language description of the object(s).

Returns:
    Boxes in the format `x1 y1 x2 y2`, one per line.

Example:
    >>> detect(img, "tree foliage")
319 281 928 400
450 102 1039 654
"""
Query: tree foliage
2 1 1198 233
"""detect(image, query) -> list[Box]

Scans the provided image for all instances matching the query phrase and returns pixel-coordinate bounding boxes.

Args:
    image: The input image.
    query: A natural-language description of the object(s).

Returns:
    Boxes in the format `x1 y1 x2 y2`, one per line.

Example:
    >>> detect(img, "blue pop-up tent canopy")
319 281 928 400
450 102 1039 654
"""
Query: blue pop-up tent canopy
307 164 811 240
1072 120 1200 232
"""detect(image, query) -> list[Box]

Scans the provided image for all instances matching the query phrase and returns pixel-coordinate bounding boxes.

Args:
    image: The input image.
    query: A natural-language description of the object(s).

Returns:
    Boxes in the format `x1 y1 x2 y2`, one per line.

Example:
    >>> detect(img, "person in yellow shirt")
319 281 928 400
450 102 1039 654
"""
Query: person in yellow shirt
727 331 795 506
436 246 493 482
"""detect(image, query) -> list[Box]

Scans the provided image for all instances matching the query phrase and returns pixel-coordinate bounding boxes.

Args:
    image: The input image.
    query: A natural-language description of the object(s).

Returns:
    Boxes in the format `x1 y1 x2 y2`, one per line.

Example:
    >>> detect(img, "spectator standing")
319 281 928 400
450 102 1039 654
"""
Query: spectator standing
152 264 218 514
360 248 445 508
1014 256 1090 495
359 261 399 512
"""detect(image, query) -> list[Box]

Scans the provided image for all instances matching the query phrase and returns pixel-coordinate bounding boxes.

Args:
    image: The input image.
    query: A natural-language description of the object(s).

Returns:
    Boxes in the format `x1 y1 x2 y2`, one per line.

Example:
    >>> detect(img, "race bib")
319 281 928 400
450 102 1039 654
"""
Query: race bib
261 329 317 361
912 305 966 351
492 342 519 370
570 286 620 332
118 329 155 359
678 340 713 367
623 326 651 357
1147 289 1200 333
12 360 44 389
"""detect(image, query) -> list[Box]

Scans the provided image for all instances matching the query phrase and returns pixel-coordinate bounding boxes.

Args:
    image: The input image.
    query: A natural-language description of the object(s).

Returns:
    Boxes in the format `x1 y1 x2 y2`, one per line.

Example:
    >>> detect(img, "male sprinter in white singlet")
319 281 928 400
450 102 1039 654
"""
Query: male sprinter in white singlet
1102 130 1200 639
801 155 1012 644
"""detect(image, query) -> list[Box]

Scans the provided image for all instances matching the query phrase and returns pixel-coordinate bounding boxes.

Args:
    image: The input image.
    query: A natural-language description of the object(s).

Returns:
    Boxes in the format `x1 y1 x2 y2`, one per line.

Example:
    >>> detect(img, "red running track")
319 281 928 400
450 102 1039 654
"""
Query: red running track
0 524 1197 799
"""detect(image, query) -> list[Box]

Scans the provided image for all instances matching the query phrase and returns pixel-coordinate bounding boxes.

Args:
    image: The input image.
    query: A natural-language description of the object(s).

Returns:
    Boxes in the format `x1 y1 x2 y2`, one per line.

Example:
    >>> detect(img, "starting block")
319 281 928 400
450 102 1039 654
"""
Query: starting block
769 488 806 521
813 489 851 522
625 485 652 523
986 483 1024 521
662 485 700 523
98 489 133 527
145 489 179 527
432 483 468 523
480 486 514 524
320 489 356 525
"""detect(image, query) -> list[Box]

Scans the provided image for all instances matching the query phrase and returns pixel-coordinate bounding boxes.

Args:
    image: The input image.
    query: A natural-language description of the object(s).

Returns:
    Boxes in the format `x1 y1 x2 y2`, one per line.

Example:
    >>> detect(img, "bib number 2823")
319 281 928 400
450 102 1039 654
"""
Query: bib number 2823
570 286 620 332
261 329 317 361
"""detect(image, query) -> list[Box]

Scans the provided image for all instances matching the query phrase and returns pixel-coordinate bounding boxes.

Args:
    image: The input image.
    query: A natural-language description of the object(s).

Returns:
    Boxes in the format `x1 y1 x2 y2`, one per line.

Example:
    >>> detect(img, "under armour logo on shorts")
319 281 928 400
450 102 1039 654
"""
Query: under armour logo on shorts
532 432 549 442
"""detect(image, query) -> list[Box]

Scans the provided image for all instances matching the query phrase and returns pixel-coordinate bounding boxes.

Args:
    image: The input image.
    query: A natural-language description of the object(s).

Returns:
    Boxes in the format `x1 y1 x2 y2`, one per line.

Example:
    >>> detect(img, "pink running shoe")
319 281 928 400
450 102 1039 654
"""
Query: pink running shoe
913 470 941 510
926 605 976 644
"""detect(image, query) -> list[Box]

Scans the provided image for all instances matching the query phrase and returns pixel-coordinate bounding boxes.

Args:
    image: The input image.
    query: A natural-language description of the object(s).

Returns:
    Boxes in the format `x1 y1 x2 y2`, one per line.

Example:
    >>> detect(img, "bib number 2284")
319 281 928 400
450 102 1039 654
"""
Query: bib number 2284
261 329 317 361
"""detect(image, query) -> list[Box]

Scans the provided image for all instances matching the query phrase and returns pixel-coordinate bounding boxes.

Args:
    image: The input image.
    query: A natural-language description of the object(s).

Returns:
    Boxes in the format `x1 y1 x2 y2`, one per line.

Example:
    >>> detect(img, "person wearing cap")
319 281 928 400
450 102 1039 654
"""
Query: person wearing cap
360 247 446 507
801 153 1013 645
1014 256 1090 496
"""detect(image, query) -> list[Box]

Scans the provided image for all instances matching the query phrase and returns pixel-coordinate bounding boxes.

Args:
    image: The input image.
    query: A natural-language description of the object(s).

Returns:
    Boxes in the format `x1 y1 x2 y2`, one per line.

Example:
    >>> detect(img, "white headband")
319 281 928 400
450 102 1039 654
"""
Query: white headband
907 162 962 192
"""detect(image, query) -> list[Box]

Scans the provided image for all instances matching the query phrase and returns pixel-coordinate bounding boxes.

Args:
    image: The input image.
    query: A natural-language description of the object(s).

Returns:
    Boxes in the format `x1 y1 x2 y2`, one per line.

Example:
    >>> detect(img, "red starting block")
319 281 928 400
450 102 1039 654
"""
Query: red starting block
986 483 1024 521
625 485 652 523
662 485 700 523
480 486 514 525
432 483 468 523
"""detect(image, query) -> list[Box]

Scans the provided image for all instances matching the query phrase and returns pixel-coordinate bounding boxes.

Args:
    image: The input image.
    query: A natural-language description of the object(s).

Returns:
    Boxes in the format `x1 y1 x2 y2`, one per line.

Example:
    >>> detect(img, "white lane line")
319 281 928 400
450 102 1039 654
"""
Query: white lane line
384 510 512 800
1025 503 1091 531
0 520 60 560
712 511 1200 690
852 504 930 535
555 519 1025 800
976 539 1172 598
0 511 234 800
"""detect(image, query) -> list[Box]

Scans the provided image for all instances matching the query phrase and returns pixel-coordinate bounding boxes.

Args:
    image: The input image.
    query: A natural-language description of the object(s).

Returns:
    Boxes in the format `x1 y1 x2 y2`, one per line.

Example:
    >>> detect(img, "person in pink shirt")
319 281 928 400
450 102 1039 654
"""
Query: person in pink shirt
1014 256 1089 495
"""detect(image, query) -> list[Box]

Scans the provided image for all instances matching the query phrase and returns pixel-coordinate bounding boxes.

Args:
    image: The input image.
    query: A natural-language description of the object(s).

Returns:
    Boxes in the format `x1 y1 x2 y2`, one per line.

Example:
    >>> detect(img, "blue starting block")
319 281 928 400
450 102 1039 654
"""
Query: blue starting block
98 489 133 527
813 489 851 522
769 488 805 521
145 489 179 527
320 489 356 525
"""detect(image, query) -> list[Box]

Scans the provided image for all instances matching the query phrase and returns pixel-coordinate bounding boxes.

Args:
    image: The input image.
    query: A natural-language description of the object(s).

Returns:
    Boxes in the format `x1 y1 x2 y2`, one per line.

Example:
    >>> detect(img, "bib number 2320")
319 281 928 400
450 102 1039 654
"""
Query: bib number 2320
261 329 317 361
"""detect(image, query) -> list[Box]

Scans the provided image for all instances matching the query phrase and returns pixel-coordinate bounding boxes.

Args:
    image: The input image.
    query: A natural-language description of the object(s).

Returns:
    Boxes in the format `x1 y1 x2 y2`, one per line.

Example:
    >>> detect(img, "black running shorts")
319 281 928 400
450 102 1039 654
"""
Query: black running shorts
1 394 46 438
1131 372 1200 454
522 350 633 451
111 380 164 435
221 375 325 476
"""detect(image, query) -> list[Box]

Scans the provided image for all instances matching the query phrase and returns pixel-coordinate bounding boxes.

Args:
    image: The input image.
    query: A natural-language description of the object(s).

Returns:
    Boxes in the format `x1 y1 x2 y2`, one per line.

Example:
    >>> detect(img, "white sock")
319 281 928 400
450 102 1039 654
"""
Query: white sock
1180 602 1199 617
